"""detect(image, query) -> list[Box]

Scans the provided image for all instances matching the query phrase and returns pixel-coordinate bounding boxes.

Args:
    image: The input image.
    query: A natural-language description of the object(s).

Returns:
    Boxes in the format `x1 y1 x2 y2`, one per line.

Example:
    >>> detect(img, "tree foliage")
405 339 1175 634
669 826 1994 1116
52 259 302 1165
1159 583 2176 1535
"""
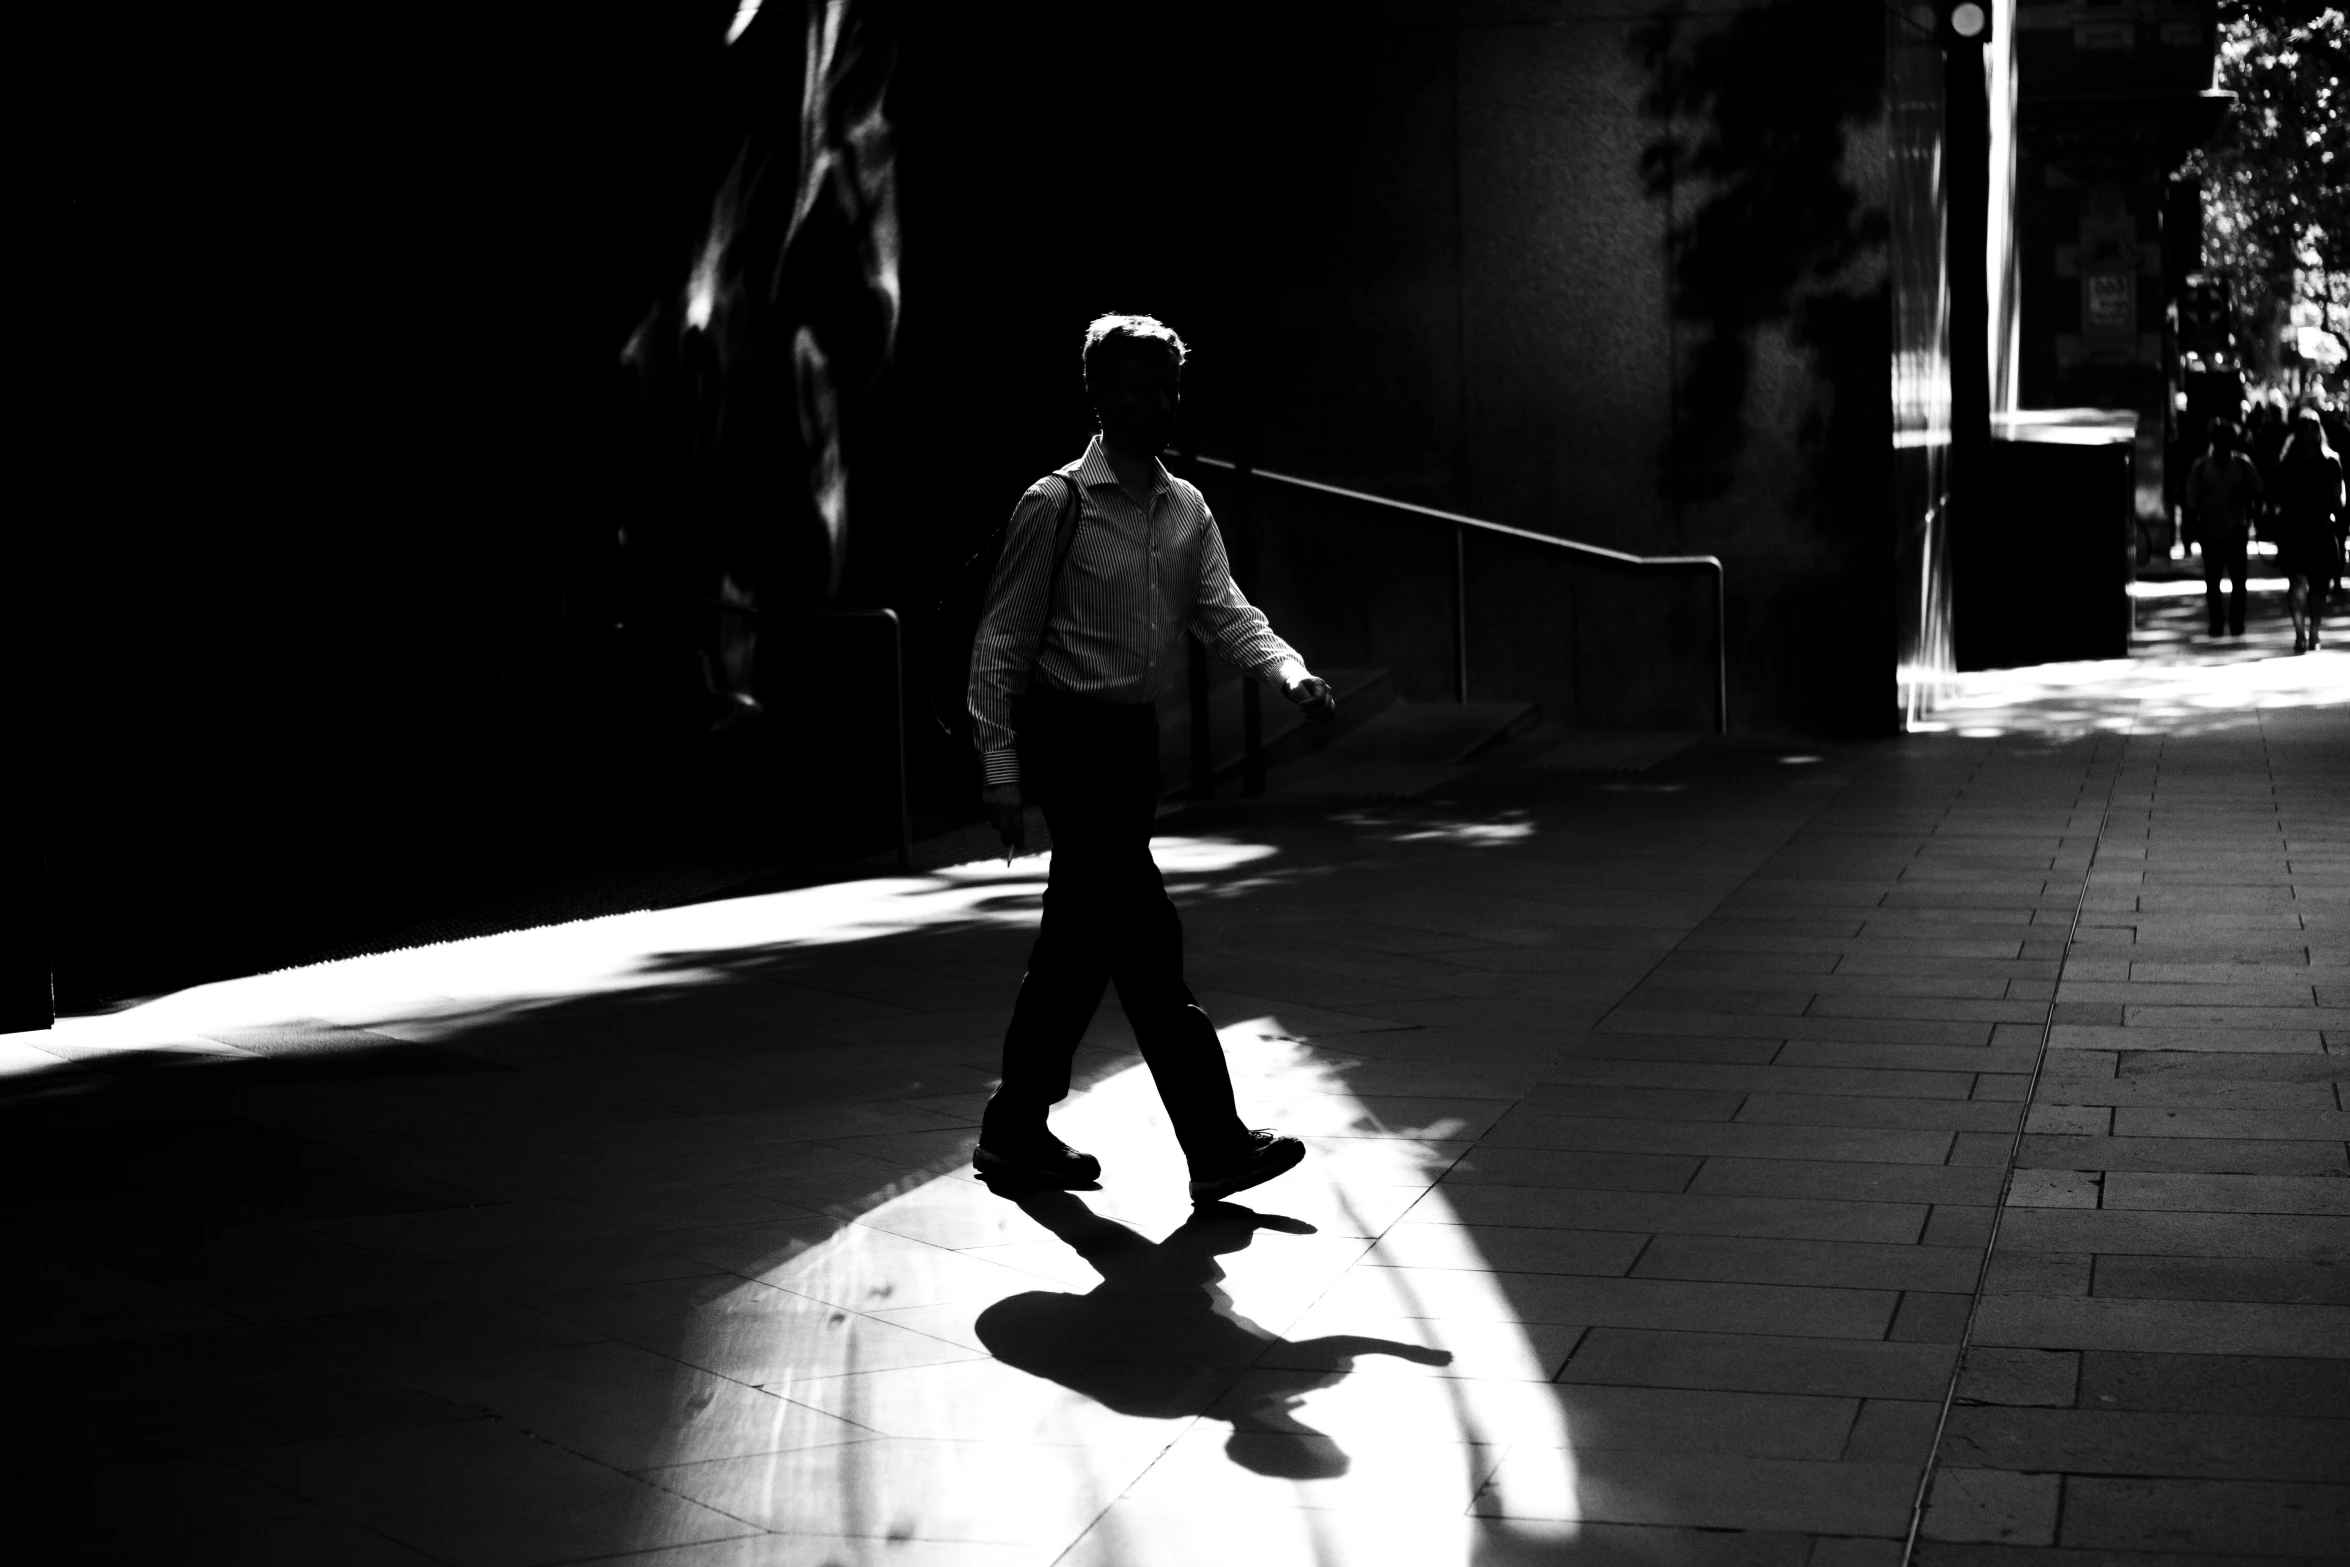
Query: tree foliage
2195 1 2348 384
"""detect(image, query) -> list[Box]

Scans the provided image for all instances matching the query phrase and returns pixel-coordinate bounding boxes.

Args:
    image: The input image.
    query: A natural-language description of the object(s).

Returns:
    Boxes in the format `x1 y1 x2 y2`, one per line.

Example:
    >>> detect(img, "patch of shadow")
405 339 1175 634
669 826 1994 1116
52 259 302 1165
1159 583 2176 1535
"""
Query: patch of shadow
0 1030 502 1242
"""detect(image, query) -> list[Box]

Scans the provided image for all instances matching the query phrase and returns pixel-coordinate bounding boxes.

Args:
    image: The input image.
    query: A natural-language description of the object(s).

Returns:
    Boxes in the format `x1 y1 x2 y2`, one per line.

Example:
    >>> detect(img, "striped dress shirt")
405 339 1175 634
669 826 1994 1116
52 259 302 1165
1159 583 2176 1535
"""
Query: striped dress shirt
969 436 1308 786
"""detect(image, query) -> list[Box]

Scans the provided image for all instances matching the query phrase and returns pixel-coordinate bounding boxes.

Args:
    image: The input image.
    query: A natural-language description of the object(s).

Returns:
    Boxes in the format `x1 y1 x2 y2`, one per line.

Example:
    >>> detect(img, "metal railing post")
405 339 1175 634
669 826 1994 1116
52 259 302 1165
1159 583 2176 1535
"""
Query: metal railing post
1187 635 1213 797
1242 678 1264 796
881 608 914 868
1712 564 1729 735
1454 521 1469 703
1237 460 1265 790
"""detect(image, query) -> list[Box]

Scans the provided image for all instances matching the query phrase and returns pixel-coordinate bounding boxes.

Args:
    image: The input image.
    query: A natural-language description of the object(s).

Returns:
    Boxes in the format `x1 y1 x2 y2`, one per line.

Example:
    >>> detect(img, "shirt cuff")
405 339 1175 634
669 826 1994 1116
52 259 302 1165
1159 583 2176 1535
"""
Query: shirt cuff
982 748 1022 788
1267 658 1308 692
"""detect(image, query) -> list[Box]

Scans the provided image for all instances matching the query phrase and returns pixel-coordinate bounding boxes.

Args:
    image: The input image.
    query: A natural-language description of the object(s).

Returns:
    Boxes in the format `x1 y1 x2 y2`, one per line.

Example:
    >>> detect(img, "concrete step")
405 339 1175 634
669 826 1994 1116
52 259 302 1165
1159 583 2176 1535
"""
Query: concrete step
1520 729 1706 773
1156 666 1395 795
1268 698 1542 800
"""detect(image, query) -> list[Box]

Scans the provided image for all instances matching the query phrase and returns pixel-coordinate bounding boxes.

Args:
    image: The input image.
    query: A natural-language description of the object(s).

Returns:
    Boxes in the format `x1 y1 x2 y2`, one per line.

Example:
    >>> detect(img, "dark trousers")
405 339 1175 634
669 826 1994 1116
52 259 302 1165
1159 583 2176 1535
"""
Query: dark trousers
987 688 1248 1169
2202 528 2248 636
2278 525 2337 630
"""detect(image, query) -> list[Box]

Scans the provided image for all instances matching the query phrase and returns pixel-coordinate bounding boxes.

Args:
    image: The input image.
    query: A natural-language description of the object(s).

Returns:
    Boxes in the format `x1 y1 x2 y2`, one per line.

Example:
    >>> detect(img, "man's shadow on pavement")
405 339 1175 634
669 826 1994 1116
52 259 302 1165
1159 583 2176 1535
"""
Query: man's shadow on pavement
973 1184 1452 1479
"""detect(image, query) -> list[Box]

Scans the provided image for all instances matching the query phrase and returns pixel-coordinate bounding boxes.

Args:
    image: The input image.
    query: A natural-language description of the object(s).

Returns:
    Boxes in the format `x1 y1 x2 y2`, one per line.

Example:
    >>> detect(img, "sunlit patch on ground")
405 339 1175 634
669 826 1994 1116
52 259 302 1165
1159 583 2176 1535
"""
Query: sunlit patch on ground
15 835 1292 1073
2125 575 2292 598
626 1020 1579 1563
1333 809 1538 847
1906 605 2349 738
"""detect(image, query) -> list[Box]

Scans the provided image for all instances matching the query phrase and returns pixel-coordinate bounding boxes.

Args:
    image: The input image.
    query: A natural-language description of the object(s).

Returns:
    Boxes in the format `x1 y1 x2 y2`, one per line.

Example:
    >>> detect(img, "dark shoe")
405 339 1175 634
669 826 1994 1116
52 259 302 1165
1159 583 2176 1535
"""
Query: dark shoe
1188 1129 1306 1203
974 1133 1101 1190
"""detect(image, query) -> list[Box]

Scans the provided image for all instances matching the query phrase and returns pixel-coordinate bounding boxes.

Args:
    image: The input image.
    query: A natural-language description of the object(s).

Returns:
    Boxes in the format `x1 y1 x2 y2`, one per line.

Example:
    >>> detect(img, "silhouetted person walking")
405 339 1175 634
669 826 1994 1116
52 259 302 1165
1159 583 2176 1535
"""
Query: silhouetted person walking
967 314 1336 1200
2184 420 2262 639
2273 408 2344 652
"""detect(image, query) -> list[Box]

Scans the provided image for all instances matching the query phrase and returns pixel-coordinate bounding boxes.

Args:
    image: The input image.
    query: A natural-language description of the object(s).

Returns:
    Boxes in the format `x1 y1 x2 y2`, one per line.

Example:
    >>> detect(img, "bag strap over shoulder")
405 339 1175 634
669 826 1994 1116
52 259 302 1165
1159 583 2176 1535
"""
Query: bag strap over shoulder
1023 469 1086 687
1042 470 1084 608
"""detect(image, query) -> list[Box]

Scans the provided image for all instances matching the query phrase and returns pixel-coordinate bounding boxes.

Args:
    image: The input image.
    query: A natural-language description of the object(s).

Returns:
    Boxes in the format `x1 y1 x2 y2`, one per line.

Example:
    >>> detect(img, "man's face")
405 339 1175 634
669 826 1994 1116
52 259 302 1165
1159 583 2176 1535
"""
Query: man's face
1096 347 1181 455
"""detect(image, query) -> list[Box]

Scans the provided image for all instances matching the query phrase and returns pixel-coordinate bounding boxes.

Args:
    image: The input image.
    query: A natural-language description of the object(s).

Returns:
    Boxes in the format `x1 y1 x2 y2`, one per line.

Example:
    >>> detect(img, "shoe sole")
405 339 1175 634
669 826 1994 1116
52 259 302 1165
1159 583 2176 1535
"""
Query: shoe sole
973 1146 1101 1190
1187 1140 1306 1202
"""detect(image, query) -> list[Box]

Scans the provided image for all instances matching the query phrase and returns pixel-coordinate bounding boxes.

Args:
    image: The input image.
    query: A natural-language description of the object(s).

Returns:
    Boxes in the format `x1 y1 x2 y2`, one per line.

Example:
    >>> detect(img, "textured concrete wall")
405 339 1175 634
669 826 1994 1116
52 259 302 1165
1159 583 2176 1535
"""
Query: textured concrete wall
1457 15 1679 549
1198 0 1894 737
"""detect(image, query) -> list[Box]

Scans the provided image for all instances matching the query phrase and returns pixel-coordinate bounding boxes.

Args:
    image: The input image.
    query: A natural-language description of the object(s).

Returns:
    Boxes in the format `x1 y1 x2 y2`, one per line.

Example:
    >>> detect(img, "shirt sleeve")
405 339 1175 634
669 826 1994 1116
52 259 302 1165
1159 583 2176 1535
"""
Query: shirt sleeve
967 478 1071 787
1188 507 1307 690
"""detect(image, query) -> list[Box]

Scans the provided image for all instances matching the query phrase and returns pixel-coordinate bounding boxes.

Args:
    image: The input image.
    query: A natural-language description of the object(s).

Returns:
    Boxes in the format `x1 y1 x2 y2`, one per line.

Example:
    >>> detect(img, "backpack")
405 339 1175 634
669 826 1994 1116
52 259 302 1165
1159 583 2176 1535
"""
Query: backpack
925 468 1086 742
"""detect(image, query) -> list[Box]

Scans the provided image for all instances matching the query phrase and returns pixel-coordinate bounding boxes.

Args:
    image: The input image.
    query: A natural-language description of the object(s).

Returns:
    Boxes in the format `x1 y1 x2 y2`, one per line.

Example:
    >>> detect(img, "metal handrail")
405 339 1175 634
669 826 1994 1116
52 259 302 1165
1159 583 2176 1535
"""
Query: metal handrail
1193 456 1728 734
614 583 915 870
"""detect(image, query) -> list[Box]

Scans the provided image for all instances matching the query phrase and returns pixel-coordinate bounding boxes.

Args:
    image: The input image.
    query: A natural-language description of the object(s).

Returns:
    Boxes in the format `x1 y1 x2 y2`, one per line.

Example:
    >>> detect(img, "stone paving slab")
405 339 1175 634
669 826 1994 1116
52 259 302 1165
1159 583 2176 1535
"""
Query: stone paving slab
1909 701 2350 1564
11 655 2348 1564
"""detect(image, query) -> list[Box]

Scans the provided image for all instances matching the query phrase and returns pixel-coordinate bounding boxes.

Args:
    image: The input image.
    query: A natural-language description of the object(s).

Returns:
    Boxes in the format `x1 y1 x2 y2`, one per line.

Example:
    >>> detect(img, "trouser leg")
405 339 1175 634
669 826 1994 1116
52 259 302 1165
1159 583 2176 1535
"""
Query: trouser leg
988 730 1116 1138
1105 856 1249 1169
1062 702 1247 1167
2211 532 2248 636
2203 550 2226 637
989 926 1108 1135
986 695 1247 1168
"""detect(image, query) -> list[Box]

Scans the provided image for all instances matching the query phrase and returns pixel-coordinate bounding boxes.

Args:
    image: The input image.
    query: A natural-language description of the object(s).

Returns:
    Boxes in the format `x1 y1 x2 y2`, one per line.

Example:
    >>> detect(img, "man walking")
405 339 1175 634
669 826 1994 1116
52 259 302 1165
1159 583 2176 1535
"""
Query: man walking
967 314 1336 1201
2183 419 2263 639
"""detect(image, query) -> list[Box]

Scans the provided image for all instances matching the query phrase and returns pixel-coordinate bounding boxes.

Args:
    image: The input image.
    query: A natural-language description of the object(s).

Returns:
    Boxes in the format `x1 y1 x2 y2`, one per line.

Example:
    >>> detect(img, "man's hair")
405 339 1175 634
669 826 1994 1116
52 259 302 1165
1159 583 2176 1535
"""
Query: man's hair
1081 314 1187 396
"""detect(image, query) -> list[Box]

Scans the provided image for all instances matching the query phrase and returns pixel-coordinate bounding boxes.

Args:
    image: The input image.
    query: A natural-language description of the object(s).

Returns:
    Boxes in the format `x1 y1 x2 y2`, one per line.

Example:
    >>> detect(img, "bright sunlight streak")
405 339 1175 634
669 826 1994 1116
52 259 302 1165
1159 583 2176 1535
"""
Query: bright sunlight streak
633 1020 1580 1562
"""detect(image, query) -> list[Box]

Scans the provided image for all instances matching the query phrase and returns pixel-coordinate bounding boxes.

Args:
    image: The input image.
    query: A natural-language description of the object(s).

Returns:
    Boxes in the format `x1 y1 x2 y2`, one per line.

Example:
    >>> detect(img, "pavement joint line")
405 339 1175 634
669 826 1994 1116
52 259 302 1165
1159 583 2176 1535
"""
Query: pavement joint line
1896 711 2137 1566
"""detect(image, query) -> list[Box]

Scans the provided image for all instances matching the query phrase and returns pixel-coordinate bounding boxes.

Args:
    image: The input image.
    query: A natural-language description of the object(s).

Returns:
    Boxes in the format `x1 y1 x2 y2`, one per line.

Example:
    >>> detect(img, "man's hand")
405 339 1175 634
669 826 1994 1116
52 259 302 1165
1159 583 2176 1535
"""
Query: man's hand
1285 674 1337 724
984 783 1026 859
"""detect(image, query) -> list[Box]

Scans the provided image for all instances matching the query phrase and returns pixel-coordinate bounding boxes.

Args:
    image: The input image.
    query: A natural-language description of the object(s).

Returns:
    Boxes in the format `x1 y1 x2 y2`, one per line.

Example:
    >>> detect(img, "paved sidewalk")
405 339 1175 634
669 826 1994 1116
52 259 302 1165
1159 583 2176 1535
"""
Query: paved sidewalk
7 650 2345 1566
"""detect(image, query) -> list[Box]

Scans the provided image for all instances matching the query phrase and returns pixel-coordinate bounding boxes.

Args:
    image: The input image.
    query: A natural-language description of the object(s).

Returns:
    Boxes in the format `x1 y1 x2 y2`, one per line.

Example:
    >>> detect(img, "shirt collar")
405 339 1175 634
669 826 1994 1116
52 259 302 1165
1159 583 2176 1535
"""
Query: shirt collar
1078 434 1167 495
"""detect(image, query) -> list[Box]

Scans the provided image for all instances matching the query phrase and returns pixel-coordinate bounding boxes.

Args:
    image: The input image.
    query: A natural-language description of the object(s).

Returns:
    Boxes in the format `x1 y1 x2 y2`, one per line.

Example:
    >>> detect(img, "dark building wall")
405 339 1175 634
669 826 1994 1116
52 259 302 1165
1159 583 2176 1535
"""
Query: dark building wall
1226 11 1678 534
1209 1 1892 737
45 3 748 1007
2008 1 2227 543
1464 20 1682 546
2013 164 2173 520
41 0 1900 1011
41 3 1261 1008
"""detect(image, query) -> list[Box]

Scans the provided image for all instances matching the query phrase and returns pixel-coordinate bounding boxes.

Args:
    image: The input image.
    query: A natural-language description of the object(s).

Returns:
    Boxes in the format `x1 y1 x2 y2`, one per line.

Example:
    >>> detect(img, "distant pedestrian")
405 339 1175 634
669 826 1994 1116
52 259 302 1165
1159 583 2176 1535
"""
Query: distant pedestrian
2326 406 2350 594
2184 421 2263 639
965 313 1337 1201
2271 408 2344 652
2248 400 2289 491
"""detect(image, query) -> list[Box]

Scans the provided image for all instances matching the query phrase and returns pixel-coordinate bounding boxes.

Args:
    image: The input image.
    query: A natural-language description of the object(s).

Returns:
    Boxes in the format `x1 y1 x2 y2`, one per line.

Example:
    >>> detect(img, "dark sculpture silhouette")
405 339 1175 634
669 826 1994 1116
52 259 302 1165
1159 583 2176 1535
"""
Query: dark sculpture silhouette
1632 0 1888 513
974 1187 1451 1480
